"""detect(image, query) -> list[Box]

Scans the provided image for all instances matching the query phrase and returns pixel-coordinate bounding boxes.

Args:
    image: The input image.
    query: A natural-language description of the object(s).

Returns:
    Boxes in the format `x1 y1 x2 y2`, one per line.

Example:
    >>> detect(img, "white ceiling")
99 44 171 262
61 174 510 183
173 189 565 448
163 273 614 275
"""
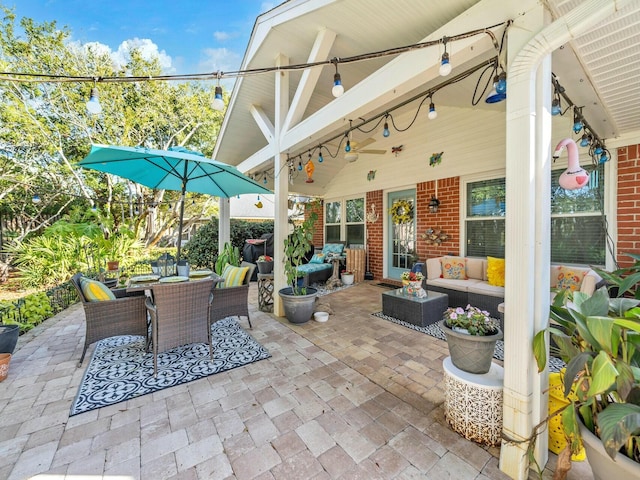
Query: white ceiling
213 0 640 196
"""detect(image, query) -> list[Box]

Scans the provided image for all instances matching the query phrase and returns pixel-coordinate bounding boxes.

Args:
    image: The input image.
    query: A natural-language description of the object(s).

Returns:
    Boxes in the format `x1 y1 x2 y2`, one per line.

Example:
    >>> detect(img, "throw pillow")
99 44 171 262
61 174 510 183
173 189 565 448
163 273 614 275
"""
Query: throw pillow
556 266 586 292
310 253 325 264
322 243 345 255
486 257 506 287
80 277 116 302
220 263 249 288
441 256 467 280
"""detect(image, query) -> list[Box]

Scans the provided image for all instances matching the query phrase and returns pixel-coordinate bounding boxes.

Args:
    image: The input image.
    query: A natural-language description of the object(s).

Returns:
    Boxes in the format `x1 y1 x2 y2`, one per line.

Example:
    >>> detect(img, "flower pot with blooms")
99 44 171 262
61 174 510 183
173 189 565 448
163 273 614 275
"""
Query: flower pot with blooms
401 270 424 287
341 270 354 285
256 255 274 274
439 304 503 374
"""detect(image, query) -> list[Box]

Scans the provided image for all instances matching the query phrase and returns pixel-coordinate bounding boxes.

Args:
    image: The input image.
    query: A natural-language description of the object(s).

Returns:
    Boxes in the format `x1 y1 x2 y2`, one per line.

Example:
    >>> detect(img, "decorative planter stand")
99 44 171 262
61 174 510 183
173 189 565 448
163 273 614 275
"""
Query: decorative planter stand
443 356 504 446
257 273 274 312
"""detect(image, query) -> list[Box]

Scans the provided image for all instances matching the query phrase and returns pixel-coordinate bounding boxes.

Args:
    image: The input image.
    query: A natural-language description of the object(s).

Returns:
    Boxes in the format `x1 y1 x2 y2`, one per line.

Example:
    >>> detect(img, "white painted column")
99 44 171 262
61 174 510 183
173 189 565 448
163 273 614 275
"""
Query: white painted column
273 54 290 317
499 1 632 478
218 197 230 252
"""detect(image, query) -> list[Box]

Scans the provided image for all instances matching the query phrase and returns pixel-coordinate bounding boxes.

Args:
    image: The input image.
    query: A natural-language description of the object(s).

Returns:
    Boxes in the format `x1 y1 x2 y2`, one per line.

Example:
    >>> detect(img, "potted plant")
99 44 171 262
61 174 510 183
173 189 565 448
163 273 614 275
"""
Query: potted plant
532 255 640 480
215 242 241 275
341 270 355 285
256 255 274 274
439 304 503 374
278 210 319 324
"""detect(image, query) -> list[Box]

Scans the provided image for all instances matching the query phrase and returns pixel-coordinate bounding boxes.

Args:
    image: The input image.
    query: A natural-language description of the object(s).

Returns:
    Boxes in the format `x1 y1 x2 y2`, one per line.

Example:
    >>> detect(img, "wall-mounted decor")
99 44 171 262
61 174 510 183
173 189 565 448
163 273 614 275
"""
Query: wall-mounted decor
389 199 414 225
421 228 448 245
366 204 379 223
367 170 376 181
429 151 443 167
392 145 403 156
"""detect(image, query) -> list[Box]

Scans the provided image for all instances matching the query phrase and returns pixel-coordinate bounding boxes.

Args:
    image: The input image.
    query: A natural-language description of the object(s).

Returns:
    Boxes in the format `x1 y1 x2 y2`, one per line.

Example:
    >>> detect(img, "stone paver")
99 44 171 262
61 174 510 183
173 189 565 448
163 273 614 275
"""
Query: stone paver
0 283 593 480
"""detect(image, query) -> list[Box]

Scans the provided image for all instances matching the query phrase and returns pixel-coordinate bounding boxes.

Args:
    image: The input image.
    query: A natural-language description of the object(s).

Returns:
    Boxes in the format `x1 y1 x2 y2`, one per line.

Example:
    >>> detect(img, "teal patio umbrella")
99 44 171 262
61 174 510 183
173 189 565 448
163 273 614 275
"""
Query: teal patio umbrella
78 144 272 260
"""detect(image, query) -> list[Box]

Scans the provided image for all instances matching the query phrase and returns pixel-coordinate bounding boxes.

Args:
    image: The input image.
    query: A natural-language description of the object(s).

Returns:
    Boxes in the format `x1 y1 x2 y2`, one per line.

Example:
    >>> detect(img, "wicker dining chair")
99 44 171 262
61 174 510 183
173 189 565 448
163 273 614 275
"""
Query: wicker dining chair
210 261 256 328
70 273 148 366
145 277 215 376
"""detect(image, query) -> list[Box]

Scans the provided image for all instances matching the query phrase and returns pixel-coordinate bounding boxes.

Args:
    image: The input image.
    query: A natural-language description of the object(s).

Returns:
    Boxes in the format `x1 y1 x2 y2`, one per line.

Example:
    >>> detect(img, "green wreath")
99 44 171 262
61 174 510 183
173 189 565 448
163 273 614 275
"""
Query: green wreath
389 199 414 224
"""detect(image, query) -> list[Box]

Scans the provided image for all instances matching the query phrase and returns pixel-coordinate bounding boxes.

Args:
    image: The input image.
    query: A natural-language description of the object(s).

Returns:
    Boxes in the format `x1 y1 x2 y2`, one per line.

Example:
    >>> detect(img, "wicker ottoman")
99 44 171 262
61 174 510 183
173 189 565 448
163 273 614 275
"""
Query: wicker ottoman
381 288 448 327
443 356 504 446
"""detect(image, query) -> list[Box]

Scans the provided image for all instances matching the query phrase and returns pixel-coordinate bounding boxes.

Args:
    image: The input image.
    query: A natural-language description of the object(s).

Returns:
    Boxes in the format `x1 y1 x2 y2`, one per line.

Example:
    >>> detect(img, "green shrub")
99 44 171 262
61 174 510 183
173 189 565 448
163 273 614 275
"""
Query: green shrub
0 292 54 333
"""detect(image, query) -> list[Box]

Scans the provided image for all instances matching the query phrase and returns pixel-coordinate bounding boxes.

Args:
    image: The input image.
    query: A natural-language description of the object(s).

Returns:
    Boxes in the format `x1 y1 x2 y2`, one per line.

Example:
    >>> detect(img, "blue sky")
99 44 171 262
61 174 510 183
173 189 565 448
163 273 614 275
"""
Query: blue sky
5 1 275 75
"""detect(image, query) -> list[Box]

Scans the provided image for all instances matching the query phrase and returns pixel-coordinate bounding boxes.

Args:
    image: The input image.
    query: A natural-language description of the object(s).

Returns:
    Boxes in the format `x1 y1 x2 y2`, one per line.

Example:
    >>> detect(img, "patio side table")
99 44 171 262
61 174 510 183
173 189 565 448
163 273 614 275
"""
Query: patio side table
257 273 274 313
443 356 504 446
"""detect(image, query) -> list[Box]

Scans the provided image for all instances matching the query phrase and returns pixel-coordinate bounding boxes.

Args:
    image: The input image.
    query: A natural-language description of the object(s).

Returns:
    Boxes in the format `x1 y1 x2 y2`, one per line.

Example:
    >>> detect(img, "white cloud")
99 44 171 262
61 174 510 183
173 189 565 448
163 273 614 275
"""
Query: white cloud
213 31 230 42
113 38 174 72
198 47 242 74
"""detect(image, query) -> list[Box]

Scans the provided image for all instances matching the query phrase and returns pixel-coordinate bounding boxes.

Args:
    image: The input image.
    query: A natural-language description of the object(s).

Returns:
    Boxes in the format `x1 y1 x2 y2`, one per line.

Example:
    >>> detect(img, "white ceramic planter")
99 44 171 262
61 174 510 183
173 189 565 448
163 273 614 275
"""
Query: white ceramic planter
341 274 354 285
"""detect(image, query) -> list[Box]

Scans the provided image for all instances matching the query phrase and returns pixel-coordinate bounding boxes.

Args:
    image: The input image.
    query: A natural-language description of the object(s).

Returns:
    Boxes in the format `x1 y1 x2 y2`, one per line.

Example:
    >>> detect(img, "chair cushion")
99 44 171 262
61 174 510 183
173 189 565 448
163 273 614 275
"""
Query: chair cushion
322 243 345 255
310 253 326 264
80 277 116 302
220 264 249 287
441 256 467 280
297 263 333 274
486 257 506 287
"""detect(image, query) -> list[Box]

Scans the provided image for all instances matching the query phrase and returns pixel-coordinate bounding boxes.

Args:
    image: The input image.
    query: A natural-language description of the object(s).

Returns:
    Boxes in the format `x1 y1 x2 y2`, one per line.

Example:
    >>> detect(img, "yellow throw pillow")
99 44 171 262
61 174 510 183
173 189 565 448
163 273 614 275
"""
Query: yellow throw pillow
441 256 467 280
486 257 506 287
220 263 249 288
556 266 586 292
80 277 116 302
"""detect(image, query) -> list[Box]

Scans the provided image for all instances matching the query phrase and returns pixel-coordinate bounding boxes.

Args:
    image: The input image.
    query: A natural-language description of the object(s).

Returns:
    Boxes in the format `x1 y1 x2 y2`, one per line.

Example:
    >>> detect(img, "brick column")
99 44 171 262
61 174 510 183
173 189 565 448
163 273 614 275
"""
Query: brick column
616 144 640 268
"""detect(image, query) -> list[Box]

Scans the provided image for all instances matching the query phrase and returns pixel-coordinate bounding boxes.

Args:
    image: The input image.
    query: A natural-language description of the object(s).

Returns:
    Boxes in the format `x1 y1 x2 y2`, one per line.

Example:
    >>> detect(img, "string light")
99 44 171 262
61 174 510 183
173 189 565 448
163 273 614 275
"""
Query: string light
382 115 390 137
572 106 584 134
86 86 102 115
439 37 452 76
427 96 437 120
331 58 344 97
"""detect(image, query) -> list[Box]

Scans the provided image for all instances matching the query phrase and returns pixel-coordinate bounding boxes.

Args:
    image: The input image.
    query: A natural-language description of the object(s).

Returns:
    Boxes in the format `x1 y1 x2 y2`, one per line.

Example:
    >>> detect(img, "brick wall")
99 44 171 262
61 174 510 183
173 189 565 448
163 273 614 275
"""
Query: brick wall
305 200 324 249
416 178 460 260
366 190 383 279
616 144 640 268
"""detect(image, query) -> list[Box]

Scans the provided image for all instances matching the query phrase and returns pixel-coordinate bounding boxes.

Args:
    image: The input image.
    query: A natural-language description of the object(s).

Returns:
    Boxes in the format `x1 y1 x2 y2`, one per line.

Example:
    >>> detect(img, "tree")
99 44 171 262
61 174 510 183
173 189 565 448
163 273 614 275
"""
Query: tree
0 8 224 277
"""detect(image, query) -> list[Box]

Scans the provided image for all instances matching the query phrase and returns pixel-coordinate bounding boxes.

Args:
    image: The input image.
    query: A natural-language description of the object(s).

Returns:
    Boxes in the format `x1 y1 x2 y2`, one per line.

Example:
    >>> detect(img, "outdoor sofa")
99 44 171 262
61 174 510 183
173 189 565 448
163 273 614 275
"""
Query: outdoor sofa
296 242 346 286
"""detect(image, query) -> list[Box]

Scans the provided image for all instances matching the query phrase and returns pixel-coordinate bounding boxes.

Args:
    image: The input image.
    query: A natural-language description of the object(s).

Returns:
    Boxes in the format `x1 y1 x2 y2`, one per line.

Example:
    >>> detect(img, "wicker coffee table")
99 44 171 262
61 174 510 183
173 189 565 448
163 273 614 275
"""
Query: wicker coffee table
381 288 448 327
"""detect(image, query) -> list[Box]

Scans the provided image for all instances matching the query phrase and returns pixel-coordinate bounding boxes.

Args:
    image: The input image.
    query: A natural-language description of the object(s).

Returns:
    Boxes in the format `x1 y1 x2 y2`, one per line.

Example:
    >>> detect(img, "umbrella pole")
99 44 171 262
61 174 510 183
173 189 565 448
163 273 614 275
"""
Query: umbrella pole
176 193 186 261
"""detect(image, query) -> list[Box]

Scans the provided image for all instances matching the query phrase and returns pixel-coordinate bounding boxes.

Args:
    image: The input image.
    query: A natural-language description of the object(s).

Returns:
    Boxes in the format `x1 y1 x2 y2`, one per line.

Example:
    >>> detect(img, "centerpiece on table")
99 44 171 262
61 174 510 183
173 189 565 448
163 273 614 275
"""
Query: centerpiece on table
401 270 426 297
439 304 503 374
256 255 274 274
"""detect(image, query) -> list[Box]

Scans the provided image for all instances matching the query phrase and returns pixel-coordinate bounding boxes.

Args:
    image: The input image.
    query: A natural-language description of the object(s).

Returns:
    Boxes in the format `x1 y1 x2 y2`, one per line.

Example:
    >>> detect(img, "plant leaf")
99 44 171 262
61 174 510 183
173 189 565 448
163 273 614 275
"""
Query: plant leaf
597 403 640 460
587 350 619 397
533 329 547 372
564 352 594 399
561 403 583 456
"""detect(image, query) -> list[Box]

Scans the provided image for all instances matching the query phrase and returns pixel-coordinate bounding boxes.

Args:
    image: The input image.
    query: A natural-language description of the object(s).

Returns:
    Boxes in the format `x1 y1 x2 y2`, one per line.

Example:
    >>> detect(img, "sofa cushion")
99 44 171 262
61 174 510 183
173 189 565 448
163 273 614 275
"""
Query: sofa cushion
310 253 326 264
80 277 116 302
425 257 442 280
486 257 506 287
427 277 482 292
467 281 505 298
555 266 586 292
441 256 467 280
322 243 345 255
466 258 485 280
580 271 602 295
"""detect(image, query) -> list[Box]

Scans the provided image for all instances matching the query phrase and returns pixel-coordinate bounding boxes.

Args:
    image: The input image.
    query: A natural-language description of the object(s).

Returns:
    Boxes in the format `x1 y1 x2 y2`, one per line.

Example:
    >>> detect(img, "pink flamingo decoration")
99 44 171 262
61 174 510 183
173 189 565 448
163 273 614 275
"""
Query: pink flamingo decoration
553 138 589 190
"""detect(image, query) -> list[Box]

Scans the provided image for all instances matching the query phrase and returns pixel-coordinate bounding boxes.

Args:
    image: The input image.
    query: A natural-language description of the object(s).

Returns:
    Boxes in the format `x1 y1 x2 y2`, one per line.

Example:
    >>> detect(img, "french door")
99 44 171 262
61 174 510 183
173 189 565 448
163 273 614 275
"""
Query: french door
387 189 416 280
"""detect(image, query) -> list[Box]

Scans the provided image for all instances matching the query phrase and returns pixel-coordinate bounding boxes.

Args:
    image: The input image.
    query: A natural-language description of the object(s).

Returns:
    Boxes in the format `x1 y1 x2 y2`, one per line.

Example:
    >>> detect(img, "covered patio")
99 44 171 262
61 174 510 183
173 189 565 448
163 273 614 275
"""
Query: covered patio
0 282 592 479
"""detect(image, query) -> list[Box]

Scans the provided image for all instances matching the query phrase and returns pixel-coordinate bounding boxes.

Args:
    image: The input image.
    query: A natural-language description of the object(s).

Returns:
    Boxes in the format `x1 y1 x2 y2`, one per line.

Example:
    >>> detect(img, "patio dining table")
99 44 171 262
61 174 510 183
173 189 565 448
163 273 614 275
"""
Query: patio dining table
125 272 224 294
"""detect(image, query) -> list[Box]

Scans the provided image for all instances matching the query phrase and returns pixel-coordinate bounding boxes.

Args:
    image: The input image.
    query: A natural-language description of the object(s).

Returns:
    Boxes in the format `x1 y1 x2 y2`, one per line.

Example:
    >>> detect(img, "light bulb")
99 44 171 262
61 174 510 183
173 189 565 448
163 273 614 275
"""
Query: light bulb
318 152 323 163
345 140 351 152
332 73 344 97
485 76 506 103
439 52 451 76
86 87 102 115
383 121 390 137
551 98 562 116
32 194 41 203
495 73 507 95
428 102 437 120
594 144 603 155
573 121 583 134
580 134 591 147
263 176 267 185
212 86 224 111
599 152 609 163
297 162 302 171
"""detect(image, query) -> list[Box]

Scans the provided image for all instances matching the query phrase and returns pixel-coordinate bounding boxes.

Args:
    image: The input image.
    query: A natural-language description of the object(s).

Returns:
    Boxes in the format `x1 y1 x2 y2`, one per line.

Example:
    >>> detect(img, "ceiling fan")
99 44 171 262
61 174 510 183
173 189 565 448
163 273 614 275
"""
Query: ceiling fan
344 137 386 162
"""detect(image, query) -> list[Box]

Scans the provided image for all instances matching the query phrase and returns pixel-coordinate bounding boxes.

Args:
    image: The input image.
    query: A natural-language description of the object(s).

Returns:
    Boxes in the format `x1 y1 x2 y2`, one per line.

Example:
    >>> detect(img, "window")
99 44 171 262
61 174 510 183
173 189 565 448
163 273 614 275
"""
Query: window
324 197 365 246
464 165 606 265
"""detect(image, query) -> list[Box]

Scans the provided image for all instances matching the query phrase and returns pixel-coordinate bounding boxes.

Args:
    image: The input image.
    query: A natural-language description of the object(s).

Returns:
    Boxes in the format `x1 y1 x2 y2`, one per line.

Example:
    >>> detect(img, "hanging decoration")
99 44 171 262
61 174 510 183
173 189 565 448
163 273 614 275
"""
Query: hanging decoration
389 199 414 225
429 152 443 167
367 170 376 181
305 159 315 183
553 138 589 190
366 204 379 223
392 145 403 156
421 228 449 245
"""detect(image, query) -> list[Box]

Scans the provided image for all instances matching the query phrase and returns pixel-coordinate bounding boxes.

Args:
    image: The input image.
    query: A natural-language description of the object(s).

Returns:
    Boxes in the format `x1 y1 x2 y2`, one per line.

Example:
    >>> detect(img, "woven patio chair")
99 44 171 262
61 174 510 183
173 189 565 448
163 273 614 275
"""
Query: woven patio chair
145 277 215 376
210 261 256 328
70 273 148 366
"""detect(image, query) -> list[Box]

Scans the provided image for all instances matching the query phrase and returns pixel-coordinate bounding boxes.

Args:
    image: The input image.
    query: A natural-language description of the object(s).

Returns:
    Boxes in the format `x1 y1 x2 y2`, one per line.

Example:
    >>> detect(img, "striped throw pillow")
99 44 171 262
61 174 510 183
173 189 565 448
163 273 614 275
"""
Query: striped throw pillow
220 264 249 288
80 277 116 302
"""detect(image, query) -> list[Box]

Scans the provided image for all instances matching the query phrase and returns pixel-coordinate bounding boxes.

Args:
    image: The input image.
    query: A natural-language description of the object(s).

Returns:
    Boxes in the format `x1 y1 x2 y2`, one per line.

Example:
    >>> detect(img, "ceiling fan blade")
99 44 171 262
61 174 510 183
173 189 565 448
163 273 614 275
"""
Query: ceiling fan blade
355 137 376 149
359 149 386 155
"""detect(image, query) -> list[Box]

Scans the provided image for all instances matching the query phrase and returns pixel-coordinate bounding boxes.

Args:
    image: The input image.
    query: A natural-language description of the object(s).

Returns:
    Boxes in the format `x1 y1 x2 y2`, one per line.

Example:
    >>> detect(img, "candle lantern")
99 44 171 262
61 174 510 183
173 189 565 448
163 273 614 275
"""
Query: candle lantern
157 253 176 277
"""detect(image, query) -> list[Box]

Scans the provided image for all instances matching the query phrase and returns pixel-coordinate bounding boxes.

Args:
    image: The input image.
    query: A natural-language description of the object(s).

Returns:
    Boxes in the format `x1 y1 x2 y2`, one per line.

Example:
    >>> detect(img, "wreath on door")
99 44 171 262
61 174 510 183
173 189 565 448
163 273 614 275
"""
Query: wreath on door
389 199 414 224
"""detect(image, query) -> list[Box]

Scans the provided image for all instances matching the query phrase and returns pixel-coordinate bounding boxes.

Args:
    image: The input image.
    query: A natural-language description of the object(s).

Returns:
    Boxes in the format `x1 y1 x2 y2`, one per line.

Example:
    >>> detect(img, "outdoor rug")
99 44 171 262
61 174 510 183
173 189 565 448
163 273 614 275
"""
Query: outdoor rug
371 311 564 372
71 317 271 416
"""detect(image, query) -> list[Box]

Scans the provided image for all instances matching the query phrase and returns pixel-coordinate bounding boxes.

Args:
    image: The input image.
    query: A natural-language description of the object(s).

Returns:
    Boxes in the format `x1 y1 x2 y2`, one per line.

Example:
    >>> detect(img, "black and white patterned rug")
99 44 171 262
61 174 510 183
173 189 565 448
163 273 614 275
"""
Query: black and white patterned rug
371 311 564 372
71 317 271 416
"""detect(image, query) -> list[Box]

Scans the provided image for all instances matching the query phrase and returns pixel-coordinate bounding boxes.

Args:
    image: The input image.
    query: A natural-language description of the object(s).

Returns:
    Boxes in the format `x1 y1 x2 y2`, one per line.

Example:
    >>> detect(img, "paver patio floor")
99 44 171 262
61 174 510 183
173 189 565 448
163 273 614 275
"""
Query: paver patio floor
0 282 592 479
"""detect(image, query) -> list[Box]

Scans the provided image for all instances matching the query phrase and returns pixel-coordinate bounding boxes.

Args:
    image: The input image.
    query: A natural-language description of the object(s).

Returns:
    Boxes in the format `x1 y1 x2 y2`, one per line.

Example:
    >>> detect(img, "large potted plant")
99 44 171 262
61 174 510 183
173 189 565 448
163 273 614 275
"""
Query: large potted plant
532 254 640 480
278 210 318 324
439 305 503 374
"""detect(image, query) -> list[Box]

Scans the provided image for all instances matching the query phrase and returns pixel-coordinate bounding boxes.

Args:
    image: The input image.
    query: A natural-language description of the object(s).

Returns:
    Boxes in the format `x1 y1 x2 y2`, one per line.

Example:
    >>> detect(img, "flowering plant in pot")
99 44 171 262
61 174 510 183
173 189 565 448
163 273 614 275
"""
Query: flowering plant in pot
401 270 424 282
532 256 640 479
439 305 502 374
256 255 274 274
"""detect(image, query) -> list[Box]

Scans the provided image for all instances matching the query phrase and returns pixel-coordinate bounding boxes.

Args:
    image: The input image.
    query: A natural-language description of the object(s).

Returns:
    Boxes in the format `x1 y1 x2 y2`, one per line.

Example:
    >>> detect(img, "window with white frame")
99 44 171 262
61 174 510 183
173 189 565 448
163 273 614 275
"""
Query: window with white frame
324 197 365 246
464 164 606 265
